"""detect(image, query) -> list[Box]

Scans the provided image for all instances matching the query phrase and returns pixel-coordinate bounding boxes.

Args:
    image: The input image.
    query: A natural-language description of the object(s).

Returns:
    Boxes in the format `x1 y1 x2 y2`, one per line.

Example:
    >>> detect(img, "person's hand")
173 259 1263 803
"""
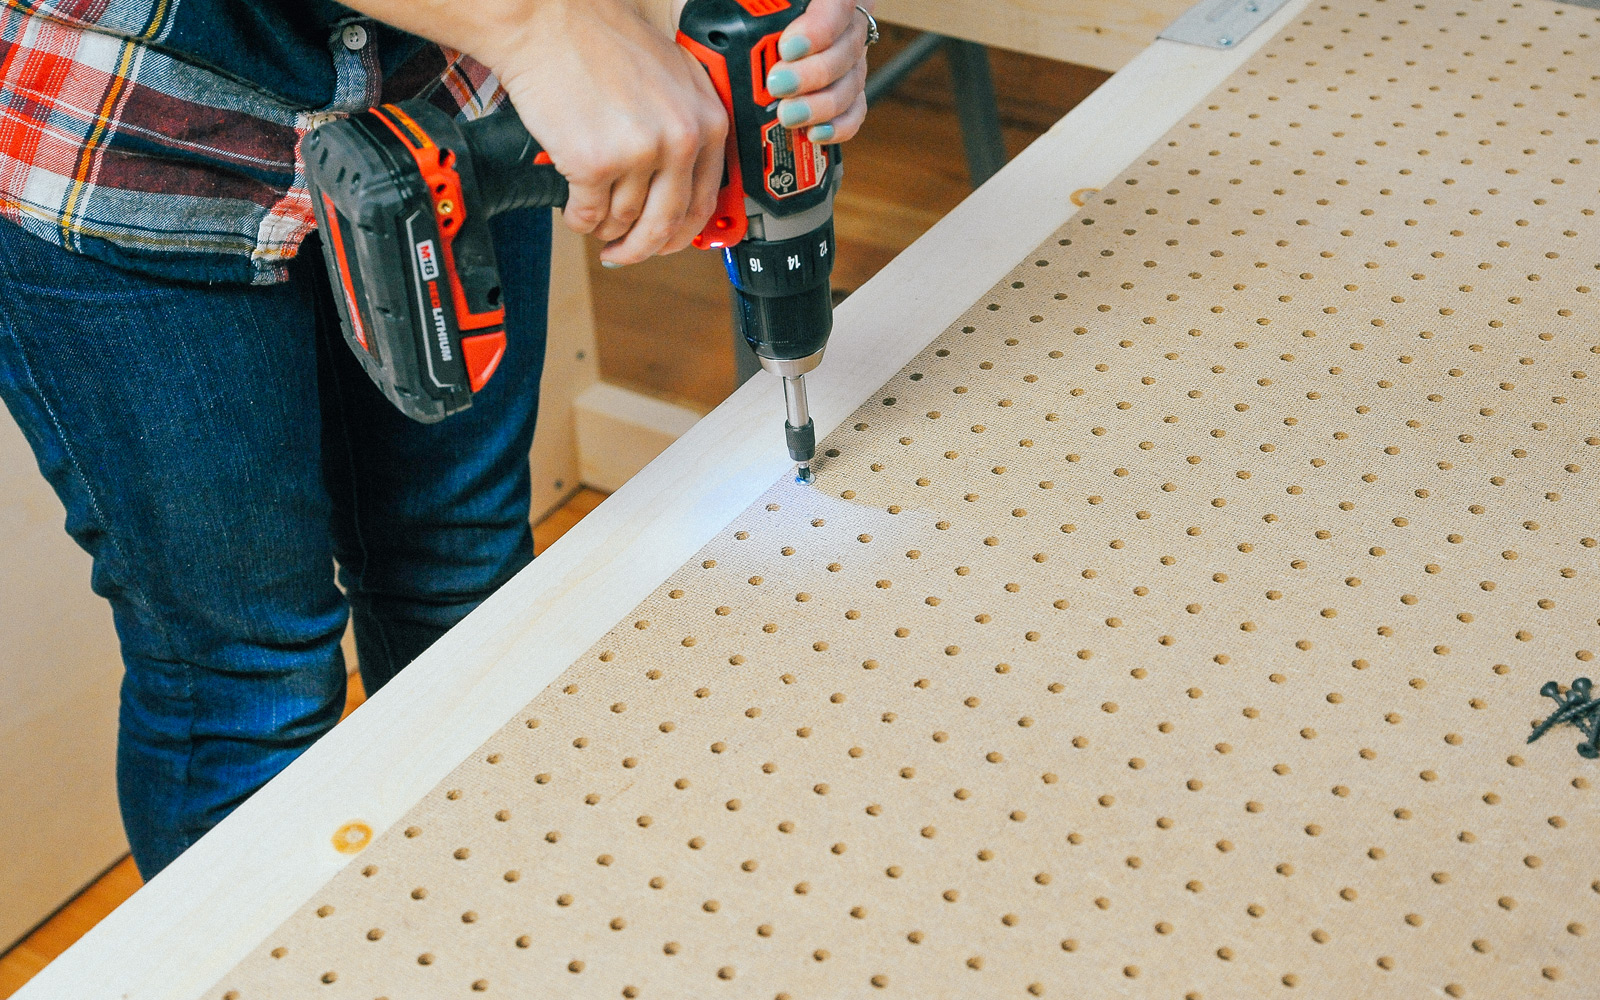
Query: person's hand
762 0 874 144
486 0 729 265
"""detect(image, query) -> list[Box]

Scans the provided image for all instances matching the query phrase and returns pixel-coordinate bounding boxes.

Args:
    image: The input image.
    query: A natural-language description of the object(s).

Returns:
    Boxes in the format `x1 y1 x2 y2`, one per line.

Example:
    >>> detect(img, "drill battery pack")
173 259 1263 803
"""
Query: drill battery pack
305 101 564 423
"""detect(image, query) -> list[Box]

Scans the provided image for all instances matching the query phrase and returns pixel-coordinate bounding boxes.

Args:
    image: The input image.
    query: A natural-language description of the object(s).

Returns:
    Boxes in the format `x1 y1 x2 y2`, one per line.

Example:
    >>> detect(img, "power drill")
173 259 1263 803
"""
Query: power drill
305 0 839 482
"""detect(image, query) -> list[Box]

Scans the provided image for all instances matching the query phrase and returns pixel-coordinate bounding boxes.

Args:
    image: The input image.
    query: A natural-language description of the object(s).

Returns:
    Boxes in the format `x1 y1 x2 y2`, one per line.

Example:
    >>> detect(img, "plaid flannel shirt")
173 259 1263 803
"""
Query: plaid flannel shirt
0 2 508 285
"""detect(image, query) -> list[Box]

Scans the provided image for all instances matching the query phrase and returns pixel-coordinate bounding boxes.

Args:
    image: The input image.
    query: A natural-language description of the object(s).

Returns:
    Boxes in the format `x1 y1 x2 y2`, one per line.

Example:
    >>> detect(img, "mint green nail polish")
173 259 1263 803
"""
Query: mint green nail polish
766 67 800 98
778 100 810 128
779 35 811 61
601 260 622 270
808 123 836 142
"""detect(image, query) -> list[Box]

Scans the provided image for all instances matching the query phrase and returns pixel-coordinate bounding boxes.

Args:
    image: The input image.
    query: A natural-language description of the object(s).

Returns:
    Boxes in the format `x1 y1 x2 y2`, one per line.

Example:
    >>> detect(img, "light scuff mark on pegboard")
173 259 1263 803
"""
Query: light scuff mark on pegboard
215 1 1600 998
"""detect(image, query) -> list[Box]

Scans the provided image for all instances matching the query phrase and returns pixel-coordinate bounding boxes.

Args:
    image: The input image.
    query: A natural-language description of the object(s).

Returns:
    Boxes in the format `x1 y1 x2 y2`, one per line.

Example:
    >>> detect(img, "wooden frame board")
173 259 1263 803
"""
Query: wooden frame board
527 224 601 523
874 0 1192 71
15 4 1312 996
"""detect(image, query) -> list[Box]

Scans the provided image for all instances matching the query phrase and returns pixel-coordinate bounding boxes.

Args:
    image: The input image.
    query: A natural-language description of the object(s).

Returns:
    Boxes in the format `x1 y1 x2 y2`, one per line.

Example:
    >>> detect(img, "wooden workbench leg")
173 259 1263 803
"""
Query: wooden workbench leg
528 219 600 523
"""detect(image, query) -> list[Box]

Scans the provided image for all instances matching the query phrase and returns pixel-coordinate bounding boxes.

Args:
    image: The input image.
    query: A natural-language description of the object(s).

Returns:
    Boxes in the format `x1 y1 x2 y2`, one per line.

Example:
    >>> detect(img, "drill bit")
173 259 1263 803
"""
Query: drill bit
782 374 817 484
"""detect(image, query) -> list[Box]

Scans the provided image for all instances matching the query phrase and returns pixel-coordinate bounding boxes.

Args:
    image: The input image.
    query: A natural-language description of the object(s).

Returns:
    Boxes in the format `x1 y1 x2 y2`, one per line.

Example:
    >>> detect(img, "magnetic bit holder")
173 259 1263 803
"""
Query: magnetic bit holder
1527 677 1600 759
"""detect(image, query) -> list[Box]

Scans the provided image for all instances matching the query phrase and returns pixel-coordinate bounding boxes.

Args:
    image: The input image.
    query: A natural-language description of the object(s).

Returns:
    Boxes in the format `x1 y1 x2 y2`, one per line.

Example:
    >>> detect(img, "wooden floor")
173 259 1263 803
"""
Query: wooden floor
532 487 608 555
0 857 141 997
0 33 1110 998
0 488 613 998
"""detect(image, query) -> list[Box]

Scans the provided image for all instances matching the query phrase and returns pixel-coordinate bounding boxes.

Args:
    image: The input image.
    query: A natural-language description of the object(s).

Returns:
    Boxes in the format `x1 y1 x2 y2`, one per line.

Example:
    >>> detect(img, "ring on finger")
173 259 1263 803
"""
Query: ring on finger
855 5 879 47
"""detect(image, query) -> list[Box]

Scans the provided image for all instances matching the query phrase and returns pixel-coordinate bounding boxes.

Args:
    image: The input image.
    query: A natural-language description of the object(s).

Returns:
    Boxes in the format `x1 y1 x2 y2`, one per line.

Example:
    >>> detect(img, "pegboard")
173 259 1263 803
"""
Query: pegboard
214 2 1600 997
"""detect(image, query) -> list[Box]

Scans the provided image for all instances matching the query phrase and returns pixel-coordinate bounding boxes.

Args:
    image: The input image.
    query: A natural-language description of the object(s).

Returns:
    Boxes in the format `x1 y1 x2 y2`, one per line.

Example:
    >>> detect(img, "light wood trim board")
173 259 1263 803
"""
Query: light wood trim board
641 0 1194 71
874 0 1192 71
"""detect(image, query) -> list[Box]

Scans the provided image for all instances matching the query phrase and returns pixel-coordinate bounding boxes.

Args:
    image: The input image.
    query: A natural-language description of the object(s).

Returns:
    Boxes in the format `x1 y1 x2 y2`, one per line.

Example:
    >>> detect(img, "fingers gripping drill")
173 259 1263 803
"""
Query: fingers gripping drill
305 0 840 483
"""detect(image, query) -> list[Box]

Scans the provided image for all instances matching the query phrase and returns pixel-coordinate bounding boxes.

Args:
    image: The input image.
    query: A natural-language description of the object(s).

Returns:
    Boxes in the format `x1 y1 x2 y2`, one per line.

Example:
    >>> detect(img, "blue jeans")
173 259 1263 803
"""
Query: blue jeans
0 211 552 878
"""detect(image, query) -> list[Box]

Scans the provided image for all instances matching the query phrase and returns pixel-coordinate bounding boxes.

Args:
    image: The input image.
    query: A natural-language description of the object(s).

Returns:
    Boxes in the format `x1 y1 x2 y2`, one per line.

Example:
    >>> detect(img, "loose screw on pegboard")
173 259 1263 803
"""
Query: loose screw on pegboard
1527 678 1600 759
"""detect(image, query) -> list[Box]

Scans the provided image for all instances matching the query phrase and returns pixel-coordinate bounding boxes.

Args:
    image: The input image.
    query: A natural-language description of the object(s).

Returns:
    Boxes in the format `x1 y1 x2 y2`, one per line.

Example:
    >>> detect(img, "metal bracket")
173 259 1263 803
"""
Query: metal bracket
1159 0 1291 50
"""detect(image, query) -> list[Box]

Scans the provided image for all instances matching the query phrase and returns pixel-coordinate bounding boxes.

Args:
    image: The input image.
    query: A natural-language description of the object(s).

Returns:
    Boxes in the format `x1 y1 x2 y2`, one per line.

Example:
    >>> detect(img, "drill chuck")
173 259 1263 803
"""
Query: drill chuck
724 218 836 481
727 230 832 483
724 220 836 366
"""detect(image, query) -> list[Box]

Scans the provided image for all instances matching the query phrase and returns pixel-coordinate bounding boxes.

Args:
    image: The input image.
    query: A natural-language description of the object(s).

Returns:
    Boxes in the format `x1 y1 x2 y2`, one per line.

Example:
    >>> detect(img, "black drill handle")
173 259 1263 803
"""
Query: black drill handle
461 109 569 216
